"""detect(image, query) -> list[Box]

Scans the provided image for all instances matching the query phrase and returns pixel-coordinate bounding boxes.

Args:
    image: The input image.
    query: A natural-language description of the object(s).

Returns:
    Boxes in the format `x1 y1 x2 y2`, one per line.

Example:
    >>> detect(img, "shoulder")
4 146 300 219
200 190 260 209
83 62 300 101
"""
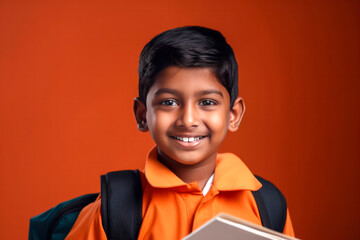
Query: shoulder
65 197 107 240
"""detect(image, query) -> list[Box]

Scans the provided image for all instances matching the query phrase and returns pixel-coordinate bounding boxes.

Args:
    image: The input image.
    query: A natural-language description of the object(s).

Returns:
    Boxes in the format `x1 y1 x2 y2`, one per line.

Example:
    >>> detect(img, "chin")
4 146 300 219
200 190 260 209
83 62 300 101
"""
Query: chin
176 159 202 166
172 152 211 166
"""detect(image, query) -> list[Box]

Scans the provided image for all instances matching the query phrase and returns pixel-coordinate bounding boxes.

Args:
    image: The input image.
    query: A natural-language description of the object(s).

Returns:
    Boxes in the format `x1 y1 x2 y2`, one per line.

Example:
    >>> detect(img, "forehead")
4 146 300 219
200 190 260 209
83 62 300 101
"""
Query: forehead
149 67 229 97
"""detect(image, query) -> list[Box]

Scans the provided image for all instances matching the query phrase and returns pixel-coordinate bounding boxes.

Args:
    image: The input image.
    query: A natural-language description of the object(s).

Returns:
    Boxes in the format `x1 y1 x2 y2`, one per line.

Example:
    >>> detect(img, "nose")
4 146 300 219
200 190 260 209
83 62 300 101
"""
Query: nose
176 103 200 128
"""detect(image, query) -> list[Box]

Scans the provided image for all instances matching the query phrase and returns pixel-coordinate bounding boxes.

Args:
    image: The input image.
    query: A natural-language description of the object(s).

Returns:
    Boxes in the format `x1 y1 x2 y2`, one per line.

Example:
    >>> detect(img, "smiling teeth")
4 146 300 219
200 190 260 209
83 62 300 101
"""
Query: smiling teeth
174 136 203 143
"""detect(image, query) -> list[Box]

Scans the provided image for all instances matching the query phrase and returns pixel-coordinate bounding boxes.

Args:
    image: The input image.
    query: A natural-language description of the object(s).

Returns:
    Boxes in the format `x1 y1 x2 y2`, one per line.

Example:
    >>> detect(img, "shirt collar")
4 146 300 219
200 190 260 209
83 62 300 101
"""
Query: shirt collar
214 153 261 191
144 147 261 191
145 147 187 188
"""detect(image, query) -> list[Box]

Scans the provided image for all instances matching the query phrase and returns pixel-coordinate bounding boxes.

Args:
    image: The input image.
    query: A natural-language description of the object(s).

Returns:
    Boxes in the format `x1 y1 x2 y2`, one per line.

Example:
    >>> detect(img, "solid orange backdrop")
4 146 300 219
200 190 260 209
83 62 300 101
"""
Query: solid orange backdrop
0 1 359 239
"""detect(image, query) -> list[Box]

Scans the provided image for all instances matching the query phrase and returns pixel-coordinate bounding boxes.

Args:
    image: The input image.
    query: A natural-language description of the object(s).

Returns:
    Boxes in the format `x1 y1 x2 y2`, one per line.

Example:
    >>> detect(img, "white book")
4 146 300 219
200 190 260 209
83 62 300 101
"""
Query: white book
183 213 300 240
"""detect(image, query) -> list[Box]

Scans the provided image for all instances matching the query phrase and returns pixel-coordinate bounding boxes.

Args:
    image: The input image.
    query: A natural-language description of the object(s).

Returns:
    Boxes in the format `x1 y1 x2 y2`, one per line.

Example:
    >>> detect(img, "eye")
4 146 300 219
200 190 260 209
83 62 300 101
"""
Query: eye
160 99 178 106
199 99 216 106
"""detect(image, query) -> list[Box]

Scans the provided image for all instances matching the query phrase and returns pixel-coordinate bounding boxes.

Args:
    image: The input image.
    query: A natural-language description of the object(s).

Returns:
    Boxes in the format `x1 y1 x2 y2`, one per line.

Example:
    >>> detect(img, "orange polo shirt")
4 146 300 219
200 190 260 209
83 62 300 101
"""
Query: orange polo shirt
66 148 295 239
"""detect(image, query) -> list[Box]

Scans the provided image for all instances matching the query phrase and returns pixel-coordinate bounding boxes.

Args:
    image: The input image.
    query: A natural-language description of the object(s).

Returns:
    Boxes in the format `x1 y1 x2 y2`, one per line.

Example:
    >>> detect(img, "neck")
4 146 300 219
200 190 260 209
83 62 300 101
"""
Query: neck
157 151 216 190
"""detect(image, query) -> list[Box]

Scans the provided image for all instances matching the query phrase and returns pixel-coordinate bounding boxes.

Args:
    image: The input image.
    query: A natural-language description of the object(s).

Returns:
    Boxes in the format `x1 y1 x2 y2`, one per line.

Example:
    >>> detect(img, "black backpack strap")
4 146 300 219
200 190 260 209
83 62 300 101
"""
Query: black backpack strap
252 175 287 233
101 170 143 240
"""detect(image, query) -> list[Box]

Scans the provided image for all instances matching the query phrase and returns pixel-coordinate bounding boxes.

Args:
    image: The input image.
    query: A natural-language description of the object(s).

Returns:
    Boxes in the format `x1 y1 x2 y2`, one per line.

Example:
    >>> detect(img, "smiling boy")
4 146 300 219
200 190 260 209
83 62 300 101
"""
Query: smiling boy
66 26 295 239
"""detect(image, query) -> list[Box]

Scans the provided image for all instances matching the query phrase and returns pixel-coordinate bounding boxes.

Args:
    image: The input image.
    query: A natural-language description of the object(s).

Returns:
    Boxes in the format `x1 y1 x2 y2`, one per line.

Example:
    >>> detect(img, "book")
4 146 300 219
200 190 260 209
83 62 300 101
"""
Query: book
183 213 300 240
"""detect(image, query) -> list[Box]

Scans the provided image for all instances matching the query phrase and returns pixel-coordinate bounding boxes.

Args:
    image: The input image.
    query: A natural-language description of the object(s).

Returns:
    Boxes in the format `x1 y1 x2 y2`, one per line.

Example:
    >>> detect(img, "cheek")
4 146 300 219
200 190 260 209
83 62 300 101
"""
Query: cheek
207 111 230 133
147 110 174 135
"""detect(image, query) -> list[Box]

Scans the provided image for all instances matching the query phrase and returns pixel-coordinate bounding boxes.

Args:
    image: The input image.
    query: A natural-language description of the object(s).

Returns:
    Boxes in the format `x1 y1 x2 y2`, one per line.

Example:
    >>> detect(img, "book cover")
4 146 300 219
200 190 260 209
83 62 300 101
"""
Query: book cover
183 213 300 240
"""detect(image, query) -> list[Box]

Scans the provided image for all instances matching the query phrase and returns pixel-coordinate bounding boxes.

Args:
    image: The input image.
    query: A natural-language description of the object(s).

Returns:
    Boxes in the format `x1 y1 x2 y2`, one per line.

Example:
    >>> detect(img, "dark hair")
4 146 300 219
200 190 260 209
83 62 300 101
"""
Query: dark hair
138 26 238 108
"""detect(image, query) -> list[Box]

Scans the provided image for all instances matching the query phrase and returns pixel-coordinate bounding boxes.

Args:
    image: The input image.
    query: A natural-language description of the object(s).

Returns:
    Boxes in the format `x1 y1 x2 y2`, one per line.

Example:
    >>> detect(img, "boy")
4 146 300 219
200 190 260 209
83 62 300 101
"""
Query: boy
66 26 295 239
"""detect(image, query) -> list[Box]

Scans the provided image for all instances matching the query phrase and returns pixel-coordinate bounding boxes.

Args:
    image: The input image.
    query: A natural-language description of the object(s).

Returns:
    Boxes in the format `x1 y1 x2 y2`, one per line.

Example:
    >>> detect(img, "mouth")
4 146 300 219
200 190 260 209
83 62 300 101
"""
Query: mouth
171 136 207 143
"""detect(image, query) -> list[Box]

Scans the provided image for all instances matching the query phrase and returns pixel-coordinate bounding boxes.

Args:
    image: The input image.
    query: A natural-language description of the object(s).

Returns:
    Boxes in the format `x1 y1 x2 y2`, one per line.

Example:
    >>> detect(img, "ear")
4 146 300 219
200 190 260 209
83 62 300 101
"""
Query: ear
133 98 148 132
228 97 245 132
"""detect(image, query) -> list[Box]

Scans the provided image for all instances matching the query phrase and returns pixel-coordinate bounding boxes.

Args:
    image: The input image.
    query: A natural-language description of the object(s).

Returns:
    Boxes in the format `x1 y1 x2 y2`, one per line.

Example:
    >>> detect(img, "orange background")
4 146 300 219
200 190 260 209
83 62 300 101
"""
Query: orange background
0 1 359 239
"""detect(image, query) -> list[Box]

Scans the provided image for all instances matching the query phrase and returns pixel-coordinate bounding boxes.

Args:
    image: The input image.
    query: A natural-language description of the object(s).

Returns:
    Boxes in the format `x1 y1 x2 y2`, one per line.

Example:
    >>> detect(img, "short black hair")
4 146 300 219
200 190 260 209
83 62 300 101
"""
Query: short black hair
138 26 238 108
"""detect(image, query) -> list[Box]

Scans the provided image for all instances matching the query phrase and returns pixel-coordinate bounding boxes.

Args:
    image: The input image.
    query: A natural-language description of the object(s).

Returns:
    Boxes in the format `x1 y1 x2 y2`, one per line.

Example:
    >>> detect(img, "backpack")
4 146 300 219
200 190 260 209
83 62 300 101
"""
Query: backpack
29 170 287 240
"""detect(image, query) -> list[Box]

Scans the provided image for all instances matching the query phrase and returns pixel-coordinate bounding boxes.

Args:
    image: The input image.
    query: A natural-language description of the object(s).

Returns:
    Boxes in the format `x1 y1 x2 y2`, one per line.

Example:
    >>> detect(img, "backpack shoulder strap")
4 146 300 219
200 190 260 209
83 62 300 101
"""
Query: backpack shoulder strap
252 175 287 233
101 169 143 240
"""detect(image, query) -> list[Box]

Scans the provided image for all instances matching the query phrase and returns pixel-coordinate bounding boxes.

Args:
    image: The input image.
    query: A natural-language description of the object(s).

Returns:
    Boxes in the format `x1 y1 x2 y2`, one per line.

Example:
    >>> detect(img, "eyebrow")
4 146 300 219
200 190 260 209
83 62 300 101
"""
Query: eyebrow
198 90 223 98
154 88 223 98
154 88 181 96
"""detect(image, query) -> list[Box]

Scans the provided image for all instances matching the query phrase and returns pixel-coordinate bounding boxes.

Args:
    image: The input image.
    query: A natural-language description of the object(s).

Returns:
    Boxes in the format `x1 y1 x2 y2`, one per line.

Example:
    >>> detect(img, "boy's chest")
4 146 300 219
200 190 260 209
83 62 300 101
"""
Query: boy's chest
138 186 262 240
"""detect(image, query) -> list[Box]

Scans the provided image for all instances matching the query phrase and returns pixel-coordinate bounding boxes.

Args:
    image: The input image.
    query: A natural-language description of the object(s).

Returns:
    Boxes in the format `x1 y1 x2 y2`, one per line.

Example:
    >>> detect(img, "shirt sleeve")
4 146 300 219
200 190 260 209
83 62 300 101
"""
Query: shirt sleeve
283 208 295 237
65 197 107 240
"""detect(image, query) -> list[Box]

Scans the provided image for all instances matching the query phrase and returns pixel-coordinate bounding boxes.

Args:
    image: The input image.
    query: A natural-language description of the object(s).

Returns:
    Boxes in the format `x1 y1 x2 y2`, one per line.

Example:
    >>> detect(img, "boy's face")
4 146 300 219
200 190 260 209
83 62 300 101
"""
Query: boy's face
135 67 244 166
